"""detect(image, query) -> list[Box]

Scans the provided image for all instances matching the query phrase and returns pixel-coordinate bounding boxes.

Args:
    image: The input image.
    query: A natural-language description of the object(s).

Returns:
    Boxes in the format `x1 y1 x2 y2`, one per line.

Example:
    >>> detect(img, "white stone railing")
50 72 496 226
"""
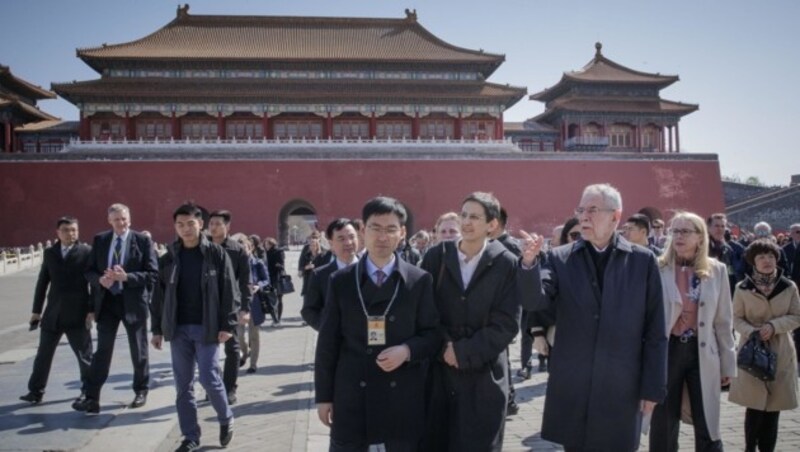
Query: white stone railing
66 136 515 149
0 244 45 276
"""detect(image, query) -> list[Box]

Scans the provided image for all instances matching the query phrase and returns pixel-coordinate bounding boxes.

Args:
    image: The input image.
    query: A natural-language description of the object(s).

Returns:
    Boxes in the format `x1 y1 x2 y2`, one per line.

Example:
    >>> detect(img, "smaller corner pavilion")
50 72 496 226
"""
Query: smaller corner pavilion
0 64 57 152
515 43 698 153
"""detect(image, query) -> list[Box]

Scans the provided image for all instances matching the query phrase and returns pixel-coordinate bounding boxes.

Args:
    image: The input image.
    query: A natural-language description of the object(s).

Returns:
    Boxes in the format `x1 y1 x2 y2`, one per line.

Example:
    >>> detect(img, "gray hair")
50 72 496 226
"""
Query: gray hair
754 221 772 233
582 183 623 211
107 203 130 215
790 223 800 231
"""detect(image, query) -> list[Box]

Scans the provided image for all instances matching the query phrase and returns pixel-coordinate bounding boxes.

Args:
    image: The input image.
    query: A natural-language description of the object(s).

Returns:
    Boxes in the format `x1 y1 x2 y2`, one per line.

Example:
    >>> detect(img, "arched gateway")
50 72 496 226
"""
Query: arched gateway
278 199 318 247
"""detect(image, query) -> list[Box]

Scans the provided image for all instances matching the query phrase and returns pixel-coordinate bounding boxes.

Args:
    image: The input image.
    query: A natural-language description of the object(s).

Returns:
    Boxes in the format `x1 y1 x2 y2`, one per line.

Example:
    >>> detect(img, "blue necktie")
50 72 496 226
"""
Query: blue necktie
111 237 123 295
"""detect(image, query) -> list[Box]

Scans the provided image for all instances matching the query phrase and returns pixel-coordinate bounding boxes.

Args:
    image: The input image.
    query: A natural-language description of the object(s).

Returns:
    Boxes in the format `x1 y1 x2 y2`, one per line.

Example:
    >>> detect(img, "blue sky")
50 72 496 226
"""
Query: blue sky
3 0 798 185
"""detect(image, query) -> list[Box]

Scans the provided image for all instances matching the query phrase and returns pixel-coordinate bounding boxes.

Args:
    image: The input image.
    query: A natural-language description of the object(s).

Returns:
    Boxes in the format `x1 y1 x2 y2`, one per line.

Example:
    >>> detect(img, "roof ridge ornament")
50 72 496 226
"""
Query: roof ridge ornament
404 8 417 22
177 4 190 19
595 42 603 58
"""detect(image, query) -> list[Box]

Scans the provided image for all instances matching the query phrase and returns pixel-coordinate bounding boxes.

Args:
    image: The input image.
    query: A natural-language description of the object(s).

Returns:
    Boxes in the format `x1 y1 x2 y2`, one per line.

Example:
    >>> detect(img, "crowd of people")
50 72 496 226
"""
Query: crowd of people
16 188 800 452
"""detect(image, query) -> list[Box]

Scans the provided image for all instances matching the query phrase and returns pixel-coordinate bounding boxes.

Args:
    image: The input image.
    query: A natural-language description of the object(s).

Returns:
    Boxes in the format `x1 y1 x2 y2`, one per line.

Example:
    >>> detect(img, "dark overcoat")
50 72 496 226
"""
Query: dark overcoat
33 241 93 331
314 255 440 444
302 261 340 331
523 234 667 451
420 240 522 452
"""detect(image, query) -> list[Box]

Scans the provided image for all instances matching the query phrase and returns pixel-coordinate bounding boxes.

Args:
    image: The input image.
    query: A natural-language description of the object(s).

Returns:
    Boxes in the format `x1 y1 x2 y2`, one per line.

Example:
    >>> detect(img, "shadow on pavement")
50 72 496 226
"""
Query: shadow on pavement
0 402 174 434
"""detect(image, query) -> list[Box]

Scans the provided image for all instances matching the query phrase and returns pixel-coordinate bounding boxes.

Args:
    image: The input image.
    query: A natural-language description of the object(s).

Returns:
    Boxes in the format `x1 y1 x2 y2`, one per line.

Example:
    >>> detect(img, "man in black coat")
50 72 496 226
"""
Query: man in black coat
20 216 93 404
315 197 440 451
519 184 666 452
302 218 359 331
208 210 250 404
421 192 522 452
783 223 800 362
74 203 158 414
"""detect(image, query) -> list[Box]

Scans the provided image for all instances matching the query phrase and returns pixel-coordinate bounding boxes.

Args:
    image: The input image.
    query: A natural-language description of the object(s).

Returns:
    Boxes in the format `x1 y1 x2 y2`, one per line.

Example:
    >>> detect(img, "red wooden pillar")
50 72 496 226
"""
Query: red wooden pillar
660 125 665 152
171 112 181 140
262 114 270 140
369 112 377 139
675 124 680 153
4 121 11 153
412 113 420 139
124 112 133 140
495 113 504 139
325 113 333 139
79 112 90 141
454 113 462 140
217 112 226 139
35 138 41 153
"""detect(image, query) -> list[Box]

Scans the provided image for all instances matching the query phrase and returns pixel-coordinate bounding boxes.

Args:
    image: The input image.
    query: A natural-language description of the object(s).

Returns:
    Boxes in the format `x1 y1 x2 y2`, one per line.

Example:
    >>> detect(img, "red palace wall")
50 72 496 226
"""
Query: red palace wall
0 158 724 246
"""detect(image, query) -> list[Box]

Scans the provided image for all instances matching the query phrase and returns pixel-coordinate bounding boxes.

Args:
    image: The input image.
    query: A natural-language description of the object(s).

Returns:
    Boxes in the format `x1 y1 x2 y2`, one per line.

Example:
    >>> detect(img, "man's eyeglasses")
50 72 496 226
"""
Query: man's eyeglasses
669 228 699 237
459 212 486 222
568 231 581 240
367 224 401 236
574 206 615 216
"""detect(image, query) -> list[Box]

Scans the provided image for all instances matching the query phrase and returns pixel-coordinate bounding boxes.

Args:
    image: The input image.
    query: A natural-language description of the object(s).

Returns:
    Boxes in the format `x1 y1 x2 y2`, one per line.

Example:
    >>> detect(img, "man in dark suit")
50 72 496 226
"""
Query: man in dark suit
302 218 359 331
315 197 440 451
19 216 93 404
74 203 158 414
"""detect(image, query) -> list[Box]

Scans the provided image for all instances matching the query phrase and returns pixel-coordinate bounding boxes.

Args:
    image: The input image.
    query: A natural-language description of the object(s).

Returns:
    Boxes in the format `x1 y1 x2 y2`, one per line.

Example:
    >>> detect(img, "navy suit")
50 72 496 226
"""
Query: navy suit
27 241 93 395
84 229 158 400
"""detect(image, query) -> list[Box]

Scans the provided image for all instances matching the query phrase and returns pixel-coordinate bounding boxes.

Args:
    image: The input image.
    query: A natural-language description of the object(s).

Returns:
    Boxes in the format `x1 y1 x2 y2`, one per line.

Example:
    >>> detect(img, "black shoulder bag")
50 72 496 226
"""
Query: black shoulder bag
737 331 777 382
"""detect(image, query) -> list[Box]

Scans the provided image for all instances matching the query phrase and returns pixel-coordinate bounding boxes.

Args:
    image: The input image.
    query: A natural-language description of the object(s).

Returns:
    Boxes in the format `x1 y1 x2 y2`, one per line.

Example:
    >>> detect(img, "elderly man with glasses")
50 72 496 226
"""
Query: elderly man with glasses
518 183 666 452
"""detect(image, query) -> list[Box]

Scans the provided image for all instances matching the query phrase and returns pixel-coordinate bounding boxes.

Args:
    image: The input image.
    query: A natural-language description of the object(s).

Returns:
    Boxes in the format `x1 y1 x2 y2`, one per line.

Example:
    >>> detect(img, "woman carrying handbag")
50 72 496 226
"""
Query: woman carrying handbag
729 239 800 452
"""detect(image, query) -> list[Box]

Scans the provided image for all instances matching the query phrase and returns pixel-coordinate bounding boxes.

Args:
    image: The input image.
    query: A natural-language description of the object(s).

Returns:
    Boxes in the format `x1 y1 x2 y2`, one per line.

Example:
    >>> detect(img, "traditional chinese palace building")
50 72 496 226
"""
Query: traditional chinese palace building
0 65 57 153
0 7 725 246
52 6 524 143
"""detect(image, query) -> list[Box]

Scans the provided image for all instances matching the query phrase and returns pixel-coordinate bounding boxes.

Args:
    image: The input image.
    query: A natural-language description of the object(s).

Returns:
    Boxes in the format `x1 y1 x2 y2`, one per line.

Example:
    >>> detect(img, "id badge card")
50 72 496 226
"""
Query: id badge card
367 316 386 346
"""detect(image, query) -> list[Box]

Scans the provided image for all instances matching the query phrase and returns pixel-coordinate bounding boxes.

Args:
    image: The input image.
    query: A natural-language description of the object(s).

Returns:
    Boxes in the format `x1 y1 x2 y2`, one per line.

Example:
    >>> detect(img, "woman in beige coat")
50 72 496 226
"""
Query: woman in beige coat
651 211 737 452
729 239 800 452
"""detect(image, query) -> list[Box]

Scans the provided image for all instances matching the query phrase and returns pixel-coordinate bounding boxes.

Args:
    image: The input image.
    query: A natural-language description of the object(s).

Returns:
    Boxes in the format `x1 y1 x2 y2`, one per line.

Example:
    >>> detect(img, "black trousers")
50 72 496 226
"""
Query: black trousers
520 311 532 368
329 438 416 452
222 328 240 393
268 295 284 323
650 337 723 452
28 326 92 394
86 294 149 399
744 408 780 452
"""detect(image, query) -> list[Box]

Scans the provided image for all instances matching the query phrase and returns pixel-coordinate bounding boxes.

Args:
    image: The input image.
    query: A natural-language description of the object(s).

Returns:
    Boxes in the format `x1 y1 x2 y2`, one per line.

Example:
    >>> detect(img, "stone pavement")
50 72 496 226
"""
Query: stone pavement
3 252 800 451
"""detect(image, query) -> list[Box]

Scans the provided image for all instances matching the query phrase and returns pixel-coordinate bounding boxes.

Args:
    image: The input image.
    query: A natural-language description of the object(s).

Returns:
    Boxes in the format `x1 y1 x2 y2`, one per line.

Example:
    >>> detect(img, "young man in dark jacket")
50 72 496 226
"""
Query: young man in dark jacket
315 197 440 451
151 203 239 452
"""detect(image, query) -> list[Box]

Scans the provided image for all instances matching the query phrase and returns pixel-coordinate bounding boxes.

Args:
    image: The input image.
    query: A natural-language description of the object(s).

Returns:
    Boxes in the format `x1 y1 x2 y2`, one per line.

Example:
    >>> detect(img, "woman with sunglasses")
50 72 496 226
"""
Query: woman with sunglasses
650 211 737 452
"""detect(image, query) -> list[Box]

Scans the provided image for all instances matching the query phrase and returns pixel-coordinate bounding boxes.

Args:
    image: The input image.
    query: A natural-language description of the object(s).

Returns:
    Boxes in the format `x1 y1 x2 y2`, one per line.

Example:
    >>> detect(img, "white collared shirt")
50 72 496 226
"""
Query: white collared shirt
107 229 130 268
365 254 396 285
456 240 488 288
336 256 359 270
61 244 73 258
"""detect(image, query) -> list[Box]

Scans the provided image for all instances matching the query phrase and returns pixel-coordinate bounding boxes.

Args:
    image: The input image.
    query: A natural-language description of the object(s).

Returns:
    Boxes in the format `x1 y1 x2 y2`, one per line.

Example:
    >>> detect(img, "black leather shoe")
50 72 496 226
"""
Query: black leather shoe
73 397 100 414
19 392 43 404
220 422 234 447
130 392 147 408
507 400 520 416
73 392 87 406
246 366 257 374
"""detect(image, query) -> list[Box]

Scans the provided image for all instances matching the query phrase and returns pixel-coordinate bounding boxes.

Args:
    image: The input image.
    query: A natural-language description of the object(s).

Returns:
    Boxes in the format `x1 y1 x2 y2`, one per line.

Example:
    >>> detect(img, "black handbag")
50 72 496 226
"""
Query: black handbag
259 287 279 314
278 273 295 294
737 331 777 381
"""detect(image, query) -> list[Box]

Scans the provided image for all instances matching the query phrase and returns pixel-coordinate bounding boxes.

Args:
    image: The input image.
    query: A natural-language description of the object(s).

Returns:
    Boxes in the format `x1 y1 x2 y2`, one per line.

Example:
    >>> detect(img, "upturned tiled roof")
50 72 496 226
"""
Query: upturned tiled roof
530 43 679 102
0 64 56 100
52 78 526 106
77 6 504 75
531 96 698 123
0 94 58 122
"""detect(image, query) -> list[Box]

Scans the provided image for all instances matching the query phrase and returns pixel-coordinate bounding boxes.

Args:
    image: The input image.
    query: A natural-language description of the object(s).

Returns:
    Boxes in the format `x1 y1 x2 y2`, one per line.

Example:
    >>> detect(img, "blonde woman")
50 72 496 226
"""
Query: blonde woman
650 211 737 452
432 211 461 245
